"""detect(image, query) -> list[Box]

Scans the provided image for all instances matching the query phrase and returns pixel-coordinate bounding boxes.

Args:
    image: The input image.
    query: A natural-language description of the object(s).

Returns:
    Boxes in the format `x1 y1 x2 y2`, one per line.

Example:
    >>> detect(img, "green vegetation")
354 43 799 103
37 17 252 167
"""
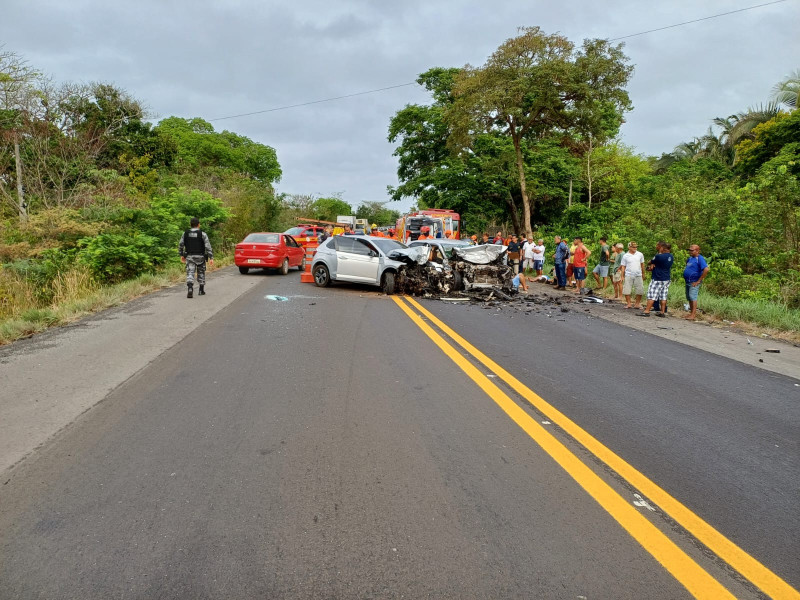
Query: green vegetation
0 50 281 340
389 30 799 328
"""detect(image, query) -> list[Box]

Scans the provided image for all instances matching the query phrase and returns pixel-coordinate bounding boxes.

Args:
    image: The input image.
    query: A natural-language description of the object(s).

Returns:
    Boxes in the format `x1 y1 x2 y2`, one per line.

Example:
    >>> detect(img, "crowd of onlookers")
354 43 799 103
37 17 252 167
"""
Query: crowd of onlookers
471 231 711 321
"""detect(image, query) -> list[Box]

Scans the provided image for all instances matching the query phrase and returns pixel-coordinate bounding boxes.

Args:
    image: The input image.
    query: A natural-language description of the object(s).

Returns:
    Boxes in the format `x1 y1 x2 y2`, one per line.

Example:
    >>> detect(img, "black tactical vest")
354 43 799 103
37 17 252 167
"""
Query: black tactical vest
183 230 206 256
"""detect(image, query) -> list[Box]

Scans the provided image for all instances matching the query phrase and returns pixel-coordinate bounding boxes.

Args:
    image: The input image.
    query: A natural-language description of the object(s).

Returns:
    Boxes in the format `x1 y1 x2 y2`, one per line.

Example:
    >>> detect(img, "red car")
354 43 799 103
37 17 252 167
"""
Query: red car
235 233 306 275
284 225 325 247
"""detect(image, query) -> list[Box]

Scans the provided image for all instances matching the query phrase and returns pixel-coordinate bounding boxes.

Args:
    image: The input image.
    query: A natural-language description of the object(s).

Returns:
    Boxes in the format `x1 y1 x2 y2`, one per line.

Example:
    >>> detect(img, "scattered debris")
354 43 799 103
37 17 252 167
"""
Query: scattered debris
765 348 781 353
633 493 656 512
657 326 674 330
265 295 289 302
746 338 754 345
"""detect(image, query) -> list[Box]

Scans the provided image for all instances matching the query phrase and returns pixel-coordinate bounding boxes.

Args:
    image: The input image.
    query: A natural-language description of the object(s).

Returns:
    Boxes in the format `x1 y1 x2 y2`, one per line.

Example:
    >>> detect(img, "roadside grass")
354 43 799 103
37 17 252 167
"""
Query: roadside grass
531 264 800 339
0 256 233 346
664 285 800 333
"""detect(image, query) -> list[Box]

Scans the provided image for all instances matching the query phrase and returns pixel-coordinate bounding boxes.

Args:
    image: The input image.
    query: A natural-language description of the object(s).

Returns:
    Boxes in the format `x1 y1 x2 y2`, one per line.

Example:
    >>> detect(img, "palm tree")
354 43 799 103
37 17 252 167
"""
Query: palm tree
772 69 800 109
726 103 780 146
706 103 780 165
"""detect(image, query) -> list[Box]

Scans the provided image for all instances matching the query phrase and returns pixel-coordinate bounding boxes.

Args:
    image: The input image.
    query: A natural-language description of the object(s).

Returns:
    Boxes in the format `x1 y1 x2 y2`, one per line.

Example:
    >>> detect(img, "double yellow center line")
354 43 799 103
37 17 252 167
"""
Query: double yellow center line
392 295 798 600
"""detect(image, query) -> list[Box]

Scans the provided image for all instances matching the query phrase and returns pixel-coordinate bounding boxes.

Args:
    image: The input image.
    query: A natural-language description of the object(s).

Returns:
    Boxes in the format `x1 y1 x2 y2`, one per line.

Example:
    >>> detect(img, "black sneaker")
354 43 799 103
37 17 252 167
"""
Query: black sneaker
637 312 650 317
187 284 193 299
199 285 205 296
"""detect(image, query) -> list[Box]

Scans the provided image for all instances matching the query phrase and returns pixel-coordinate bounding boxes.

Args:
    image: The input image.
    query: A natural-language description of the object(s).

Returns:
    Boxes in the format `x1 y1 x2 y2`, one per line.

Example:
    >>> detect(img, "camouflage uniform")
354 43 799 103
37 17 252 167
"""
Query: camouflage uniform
179 228 213 285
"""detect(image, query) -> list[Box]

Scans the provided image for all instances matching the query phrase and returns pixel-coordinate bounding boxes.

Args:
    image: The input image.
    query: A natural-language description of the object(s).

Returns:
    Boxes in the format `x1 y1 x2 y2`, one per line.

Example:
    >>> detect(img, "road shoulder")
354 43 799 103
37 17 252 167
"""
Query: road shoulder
522 284 800 380
0 267 263 475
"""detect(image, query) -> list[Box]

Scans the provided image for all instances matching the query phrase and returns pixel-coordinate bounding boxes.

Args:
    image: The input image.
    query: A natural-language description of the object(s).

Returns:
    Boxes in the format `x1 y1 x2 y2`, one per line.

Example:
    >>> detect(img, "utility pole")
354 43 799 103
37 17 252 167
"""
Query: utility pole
14 131 26 223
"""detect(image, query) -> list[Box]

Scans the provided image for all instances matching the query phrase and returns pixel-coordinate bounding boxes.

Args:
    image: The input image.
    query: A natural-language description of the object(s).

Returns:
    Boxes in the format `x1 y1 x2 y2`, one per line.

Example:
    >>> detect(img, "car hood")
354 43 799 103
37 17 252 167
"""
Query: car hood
387 246 430 265
451 245 508 264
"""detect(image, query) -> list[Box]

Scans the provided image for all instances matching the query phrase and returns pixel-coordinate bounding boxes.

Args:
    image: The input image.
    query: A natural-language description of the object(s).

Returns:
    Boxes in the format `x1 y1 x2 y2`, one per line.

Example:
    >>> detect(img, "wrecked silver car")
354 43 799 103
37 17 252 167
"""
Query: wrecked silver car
449 245 516 290
388 243 516 296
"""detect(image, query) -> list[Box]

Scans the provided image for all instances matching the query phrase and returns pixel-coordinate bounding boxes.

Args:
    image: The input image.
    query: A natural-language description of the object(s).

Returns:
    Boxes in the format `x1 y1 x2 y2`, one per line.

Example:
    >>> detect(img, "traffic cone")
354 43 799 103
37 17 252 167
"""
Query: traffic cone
300 242 318 283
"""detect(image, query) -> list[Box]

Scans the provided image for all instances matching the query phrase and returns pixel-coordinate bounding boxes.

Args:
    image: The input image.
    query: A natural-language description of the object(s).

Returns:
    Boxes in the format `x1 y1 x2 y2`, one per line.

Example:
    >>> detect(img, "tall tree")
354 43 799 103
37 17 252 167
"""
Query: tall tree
355 201 400 226
155 117 281 183
311 196 352 222
0 50 38 222
445 27 632 236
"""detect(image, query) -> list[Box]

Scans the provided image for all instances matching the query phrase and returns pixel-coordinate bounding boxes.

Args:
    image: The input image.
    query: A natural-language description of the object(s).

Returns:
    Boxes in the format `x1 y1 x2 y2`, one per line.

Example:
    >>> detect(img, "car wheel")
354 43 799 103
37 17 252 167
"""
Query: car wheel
280 258 289 275
298 256 306 271
382 271 396 295
313 263 330 287
238 266 249 274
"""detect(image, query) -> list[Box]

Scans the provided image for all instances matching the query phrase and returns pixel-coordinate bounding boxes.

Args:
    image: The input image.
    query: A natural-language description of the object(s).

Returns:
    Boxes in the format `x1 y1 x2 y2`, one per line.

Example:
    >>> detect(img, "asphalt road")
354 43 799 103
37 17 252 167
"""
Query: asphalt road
0 272 797 599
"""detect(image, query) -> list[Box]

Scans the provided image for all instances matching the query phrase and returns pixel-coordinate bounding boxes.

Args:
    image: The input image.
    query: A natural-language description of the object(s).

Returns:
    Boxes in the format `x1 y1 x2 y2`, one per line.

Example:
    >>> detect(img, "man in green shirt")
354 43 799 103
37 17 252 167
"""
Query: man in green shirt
592 237 611 291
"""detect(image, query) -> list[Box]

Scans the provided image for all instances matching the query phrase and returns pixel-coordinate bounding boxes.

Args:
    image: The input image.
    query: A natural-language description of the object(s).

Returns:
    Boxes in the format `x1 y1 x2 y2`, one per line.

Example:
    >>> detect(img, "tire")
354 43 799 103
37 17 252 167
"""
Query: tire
238 266 249 274
381 271 396 295
280 258 289 275
313 263 331 287
297 256 306 271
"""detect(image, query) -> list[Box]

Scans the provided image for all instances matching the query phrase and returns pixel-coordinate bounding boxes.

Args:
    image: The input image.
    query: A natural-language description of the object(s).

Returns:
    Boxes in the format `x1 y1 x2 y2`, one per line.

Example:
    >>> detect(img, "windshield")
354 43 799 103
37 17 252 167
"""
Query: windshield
441 242 471 258
243 233 280 244
410 239 470 258
284 227 305 236
372 238 407 254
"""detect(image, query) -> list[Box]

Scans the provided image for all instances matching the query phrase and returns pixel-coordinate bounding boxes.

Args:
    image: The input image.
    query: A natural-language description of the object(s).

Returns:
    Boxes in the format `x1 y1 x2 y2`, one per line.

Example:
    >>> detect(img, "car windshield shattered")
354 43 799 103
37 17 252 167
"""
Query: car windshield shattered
243 233 280 244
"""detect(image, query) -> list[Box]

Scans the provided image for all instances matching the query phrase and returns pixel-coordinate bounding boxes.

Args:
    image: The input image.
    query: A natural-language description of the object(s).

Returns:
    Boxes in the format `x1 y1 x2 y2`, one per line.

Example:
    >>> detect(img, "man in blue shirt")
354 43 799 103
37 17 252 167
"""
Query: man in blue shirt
639 242 674 316
683 244 709 321
552 235 570 290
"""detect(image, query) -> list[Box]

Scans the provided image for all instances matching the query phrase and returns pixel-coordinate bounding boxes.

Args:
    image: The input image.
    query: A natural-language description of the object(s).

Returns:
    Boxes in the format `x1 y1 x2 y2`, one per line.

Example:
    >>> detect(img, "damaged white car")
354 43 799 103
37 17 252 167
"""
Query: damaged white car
388 243 516 296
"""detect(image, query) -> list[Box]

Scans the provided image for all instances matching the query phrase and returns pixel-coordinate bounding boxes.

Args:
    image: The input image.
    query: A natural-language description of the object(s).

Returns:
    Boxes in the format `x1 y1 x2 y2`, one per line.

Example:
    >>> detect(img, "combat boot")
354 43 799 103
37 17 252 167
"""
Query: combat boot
187 283 193 298
199 284 205 295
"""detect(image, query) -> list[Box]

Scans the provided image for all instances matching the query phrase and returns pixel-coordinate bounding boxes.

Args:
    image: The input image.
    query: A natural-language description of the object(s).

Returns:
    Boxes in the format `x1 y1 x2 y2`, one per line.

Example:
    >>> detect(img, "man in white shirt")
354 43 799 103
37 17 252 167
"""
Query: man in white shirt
522 236 534 275
523 237 545 278
618 241 645 309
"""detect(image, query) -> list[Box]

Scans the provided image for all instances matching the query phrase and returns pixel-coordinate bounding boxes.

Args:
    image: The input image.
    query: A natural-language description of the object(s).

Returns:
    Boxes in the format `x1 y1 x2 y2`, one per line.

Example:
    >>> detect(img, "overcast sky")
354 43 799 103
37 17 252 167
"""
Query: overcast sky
2 0 797 211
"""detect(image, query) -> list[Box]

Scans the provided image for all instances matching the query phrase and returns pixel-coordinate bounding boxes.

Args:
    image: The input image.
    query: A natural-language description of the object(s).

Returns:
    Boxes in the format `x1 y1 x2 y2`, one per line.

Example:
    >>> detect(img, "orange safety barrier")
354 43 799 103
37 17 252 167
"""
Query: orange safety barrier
300 241 318 283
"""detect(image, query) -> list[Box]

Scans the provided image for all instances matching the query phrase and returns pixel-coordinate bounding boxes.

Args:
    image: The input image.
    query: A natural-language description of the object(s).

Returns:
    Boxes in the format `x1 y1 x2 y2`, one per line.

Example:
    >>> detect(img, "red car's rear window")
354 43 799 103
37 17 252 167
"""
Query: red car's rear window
243 233 280 244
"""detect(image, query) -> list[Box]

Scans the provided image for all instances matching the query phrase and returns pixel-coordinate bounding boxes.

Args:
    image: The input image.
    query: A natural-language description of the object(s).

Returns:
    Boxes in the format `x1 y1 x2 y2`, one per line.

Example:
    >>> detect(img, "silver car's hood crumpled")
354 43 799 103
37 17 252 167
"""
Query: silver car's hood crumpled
451 245 508 264
387 246 430 265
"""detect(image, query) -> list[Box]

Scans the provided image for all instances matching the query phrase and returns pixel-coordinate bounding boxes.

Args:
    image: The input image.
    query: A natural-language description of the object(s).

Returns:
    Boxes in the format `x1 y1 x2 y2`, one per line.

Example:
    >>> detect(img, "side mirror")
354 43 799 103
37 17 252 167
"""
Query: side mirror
369 250 379 258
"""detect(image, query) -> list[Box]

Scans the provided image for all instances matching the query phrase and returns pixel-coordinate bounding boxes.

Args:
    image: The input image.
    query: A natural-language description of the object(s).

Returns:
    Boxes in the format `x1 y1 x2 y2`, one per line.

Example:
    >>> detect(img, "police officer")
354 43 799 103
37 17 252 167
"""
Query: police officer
179 217 214 298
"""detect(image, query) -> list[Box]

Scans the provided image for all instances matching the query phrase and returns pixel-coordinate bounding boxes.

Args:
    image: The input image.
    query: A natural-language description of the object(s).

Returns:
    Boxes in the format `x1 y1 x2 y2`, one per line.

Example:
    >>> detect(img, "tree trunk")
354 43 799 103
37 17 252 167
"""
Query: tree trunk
512 133 532 237
568 178 573 207
14 133 27 224
586 137 593 209
504 191 521 236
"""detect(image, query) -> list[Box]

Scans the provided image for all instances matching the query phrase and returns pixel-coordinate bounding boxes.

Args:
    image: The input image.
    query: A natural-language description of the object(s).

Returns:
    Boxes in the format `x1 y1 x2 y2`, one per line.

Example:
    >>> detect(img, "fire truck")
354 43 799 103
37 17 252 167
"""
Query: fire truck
396 209 461 243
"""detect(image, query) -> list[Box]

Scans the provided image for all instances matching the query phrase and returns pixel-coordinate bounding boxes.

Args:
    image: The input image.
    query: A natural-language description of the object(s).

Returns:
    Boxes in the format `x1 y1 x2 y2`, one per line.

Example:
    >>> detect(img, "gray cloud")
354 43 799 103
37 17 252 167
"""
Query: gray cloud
2 0 797 207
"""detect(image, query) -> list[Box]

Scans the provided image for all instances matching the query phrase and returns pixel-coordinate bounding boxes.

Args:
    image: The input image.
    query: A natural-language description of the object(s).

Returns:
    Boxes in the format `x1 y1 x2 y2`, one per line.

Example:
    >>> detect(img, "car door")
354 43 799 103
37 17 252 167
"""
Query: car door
348 238 380 283
333 236 359 281
284 235 303 266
